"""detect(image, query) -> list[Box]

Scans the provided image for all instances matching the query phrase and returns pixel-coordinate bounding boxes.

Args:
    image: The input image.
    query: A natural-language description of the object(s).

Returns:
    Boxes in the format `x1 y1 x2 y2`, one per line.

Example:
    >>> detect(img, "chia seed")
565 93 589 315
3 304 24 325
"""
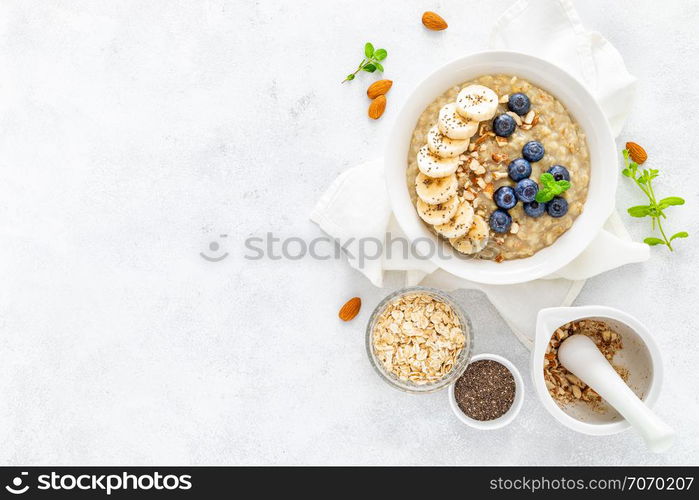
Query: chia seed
454 359 515 421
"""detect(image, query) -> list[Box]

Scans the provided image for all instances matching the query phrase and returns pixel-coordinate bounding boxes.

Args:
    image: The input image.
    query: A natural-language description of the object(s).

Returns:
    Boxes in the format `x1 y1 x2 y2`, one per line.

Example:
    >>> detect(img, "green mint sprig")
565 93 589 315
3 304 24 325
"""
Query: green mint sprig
621 148 687 251
342 42 388 83
535 173 571 203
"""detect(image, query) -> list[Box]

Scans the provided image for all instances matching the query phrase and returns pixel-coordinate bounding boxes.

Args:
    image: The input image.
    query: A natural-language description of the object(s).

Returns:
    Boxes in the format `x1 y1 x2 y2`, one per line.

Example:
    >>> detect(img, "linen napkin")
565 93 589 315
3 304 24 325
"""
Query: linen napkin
311 0 649 347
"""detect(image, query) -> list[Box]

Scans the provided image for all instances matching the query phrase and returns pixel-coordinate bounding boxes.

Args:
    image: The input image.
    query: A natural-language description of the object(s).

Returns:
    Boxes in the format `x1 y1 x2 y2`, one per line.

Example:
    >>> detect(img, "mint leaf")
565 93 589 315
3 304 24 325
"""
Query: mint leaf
539 172 555 187
658 196 685 207
535 188 556 203
549 180 570 196
621 146 687 252
535 173 570 203
644 237 665 246
343 42 388 83
627 205 651 217
670 231 688 241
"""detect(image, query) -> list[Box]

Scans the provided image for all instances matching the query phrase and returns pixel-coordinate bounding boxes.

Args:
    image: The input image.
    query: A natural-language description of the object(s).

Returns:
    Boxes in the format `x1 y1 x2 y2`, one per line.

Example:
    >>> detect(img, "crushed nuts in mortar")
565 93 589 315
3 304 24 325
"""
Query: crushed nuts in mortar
371 293 465 385
544 319 629 409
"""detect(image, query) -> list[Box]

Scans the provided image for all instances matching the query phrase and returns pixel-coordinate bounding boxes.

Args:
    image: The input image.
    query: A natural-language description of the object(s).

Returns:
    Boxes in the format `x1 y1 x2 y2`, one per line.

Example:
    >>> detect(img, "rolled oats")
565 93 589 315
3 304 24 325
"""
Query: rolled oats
372 293 465 385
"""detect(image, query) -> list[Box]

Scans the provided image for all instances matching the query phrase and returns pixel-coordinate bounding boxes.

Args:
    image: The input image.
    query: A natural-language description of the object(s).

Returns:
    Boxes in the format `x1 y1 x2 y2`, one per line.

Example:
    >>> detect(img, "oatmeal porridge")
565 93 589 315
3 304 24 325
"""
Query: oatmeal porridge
407 74 590 261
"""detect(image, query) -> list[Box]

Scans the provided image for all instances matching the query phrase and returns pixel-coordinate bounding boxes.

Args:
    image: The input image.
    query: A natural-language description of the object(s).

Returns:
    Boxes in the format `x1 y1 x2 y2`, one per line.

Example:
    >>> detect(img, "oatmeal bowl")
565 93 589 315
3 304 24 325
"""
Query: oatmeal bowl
385 51 618 284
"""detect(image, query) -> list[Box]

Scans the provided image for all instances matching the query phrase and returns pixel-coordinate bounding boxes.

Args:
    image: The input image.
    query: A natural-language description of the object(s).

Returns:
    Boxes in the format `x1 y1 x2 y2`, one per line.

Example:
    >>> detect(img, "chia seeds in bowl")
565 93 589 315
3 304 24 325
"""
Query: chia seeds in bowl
455 359 515 420
448 353 524 429
366 287 473 394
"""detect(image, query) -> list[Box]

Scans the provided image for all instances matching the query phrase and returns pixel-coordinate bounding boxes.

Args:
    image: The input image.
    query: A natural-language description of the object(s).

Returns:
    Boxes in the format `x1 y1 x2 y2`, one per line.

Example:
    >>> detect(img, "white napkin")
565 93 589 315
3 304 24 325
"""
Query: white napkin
311 0 649 347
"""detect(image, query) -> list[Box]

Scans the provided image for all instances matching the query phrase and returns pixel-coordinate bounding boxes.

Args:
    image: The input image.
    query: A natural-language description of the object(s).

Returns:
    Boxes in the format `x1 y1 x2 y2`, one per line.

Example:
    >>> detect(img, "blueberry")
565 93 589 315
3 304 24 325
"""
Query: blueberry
493 114 517 137
547 164 570 182
515 178 539 203
522 141 545 162
547 196 569 218
523 201 546 218
508 93 531 115
489 209 512 233
508 158 532 181
494 186 517 210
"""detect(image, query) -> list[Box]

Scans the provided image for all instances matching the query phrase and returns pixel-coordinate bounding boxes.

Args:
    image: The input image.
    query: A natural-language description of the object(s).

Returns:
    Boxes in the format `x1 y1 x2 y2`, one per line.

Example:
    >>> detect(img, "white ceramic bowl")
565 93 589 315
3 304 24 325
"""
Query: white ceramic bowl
532 306 662 436
448 353 524 430
385 51 618 284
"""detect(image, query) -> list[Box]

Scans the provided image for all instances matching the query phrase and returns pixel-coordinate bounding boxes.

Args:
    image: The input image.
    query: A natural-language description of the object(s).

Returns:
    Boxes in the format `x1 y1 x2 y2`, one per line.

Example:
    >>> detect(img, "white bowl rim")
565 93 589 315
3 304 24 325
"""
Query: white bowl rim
385 50 618 285
448 353 525 430
531 305 663 435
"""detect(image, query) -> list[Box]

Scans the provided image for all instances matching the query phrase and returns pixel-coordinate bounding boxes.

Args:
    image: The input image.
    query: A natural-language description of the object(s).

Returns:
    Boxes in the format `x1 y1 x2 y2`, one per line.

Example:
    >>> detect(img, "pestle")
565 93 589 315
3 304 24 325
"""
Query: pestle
557 334 674 453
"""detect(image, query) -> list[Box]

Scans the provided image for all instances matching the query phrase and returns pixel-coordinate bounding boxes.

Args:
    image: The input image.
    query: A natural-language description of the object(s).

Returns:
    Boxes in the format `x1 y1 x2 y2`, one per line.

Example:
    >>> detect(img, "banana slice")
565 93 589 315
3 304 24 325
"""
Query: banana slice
449 215 489 254
427 126 470 158
417 145 460 178
455 85 499 122
416 196 459 225
415 172 457 205
434 202 475 239
437 103 479 140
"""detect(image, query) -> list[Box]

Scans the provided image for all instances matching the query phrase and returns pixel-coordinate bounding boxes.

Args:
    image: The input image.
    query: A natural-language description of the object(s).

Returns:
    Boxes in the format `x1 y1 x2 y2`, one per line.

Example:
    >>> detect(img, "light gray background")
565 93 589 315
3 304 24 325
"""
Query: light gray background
1 0 697 465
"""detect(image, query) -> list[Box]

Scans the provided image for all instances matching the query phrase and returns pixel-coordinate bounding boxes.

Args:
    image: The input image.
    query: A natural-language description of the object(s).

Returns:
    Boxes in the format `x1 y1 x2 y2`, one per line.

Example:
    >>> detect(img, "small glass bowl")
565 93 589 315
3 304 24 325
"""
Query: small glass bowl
366 286 473 393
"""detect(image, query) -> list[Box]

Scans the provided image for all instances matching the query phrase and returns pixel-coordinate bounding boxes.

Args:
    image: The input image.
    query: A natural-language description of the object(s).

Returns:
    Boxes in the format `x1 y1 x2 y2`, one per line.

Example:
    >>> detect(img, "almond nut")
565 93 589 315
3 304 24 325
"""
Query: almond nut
491 152 508 163
422 11 448 31
367 79 393 99
626 141 648 164
506 111 522 126
368 95 387 120
495 136 508 146
572 385 582 399
338 297 361 321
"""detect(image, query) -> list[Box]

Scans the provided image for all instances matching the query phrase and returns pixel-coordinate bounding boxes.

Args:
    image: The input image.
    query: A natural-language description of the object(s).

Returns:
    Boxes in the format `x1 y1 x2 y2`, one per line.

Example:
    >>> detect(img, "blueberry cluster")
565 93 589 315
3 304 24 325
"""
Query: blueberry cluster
492 93 531 137
489 140 571 234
